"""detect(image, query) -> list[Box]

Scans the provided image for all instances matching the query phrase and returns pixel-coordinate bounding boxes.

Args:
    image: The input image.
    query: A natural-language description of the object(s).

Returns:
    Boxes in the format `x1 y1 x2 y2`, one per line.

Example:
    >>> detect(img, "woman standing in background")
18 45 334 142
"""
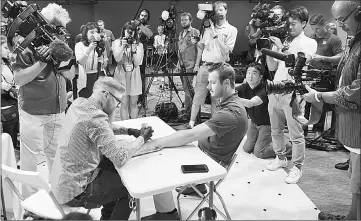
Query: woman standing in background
112 22 144 120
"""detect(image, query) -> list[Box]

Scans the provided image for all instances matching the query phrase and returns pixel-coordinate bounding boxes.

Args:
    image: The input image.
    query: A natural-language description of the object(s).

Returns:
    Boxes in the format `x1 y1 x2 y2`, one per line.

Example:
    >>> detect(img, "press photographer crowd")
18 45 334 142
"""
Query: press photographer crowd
0 0 360 220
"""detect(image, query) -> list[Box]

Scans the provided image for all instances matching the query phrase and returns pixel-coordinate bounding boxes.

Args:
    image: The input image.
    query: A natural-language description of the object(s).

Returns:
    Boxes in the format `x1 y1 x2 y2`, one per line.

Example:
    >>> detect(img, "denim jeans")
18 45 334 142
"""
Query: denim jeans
65 158 132 220
268 94 305 167
243 121 275 159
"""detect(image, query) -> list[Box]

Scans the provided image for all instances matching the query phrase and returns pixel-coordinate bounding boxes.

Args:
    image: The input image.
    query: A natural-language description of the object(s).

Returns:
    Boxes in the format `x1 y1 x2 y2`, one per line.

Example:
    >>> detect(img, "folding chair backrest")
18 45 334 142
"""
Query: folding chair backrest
225 136 246 173
1 164 51 192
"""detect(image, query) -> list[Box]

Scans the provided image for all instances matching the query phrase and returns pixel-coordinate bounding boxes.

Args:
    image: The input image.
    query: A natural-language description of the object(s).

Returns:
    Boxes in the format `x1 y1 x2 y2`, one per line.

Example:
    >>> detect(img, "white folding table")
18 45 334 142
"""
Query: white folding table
113 117 227 220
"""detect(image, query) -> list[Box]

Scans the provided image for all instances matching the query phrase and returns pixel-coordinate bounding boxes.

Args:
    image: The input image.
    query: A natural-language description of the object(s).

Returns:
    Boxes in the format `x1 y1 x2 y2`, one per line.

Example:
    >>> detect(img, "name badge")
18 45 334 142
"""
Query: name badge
125 63 133 72
322 41 327 44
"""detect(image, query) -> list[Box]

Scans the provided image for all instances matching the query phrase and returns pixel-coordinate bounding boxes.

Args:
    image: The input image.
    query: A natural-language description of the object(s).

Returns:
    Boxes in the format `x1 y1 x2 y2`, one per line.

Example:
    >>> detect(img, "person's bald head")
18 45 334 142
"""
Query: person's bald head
332 0 360 35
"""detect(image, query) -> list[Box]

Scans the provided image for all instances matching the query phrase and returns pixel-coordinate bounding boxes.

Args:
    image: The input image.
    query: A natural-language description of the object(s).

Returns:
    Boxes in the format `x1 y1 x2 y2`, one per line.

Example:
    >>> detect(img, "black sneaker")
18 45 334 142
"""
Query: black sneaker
335 160 350 170
318 212 346 220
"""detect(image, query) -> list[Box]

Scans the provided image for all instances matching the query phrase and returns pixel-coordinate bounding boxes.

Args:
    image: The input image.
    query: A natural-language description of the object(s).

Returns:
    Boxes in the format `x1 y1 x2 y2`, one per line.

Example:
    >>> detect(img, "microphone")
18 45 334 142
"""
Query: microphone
260 48 295 67
49 38 73 62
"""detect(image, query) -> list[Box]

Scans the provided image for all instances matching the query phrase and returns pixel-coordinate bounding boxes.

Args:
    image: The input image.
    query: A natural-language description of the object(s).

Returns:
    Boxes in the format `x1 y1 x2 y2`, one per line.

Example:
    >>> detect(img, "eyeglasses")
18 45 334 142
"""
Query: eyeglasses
335 7 357 25
103 91 121 107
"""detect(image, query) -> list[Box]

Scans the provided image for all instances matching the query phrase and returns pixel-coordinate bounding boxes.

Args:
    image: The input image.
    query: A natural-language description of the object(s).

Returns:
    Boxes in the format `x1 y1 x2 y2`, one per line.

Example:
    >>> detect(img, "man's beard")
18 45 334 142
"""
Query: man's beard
182 24 190 29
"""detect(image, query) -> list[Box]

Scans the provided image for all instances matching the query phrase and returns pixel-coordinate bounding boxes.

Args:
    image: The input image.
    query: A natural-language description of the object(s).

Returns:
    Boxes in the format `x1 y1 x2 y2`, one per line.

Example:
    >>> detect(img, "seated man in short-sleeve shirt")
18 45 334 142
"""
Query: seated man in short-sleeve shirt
142 62 247 220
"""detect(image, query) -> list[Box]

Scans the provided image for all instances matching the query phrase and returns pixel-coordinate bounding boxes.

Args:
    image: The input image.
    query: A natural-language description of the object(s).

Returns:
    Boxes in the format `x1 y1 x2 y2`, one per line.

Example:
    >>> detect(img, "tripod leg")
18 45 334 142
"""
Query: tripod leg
167 76 183 105
141 76 155 117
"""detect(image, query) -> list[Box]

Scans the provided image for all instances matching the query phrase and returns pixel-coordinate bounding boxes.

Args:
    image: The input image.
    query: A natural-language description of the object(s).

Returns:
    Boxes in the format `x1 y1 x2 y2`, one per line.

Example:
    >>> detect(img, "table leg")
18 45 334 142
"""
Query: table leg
136 198 141 220
209 181 214 209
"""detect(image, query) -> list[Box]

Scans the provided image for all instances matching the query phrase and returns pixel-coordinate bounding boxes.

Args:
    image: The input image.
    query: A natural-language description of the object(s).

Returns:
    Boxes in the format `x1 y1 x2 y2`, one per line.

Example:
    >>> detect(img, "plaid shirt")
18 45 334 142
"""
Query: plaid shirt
51 97 144 204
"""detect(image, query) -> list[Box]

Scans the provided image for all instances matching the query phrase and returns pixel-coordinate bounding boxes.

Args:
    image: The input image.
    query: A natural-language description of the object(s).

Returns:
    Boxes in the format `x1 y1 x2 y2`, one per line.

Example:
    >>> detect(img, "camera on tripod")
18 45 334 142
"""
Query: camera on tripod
160 5 177 39
197 3 215 29
1 0 73 64
260 48 335 95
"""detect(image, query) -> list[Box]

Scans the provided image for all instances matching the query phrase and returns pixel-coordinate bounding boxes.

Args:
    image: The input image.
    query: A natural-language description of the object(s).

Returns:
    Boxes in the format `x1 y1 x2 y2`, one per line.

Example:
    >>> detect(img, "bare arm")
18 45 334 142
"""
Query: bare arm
14 61 47 86
239 96 263 108
139 24 153 38
152 123 215 148
195 43 204 67
112 39 126 63
320 52 343 64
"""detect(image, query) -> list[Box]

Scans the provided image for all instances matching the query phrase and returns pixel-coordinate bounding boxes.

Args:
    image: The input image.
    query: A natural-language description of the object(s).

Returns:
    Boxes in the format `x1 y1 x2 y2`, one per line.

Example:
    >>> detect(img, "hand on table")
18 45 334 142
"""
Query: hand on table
140 126 154 142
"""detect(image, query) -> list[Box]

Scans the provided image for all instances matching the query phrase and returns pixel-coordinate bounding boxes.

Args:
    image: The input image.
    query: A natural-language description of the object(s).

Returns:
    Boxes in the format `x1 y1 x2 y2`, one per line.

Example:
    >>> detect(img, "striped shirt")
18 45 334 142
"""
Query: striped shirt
333 33 361 148
51 97 144 204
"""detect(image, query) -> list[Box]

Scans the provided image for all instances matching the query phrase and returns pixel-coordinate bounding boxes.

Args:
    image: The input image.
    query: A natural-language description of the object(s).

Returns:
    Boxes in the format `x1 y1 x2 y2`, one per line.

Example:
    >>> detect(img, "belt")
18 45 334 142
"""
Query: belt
200 61 214 66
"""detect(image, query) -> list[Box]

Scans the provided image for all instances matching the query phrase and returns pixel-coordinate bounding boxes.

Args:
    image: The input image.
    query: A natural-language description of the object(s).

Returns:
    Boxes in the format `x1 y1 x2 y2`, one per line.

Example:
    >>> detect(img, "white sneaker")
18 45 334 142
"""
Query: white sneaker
285 166 302 184
266 156 288 171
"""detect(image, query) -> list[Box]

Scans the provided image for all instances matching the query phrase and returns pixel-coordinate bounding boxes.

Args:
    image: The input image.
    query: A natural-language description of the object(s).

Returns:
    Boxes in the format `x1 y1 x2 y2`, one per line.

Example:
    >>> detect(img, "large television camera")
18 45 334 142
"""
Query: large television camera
260 48 335 95
197 3 215 29
251 3 288 50
1 0 73 65
160 5 177 39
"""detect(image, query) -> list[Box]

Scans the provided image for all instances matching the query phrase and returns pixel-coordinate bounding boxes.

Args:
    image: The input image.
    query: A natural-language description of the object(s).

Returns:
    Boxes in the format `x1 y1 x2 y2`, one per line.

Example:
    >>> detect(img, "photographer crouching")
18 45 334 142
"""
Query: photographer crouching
7 3 76 197
264 6 317 184
303 1 360 219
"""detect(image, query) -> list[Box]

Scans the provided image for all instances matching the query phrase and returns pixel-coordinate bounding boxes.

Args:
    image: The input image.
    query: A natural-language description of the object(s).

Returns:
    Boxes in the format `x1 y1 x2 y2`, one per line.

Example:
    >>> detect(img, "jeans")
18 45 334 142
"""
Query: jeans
66 158 132 220
268 94 305 167
243 121 275 159
19 109 65 198
180 74 194 116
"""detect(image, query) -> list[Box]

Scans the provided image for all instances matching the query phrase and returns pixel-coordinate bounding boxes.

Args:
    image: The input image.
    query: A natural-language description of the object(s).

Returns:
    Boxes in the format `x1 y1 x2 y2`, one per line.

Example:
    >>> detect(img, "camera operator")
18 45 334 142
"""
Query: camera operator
189 1 238 128
248 5 285 61
75 22 108 98
10 3 75 197
308 14 343 134
112 22 144 120
303 1 360 219
134 9 153 106
1 35 19 149
177 12 200 121
97 20 115 72
309 14 343 70
265 6 317 184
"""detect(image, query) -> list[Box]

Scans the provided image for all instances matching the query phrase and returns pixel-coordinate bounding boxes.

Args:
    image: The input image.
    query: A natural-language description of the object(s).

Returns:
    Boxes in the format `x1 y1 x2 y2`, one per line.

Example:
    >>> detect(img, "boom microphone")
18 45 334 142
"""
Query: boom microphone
260 48 295 67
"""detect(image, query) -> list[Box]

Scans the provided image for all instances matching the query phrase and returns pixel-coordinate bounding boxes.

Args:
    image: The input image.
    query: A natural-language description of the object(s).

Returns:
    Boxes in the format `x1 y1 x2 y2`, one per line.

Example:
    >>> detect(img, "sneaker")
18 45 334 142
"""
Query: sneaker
285 166 302 184
266 156 288 171
318 212 346 220
335 160 350 170
141 210 180 220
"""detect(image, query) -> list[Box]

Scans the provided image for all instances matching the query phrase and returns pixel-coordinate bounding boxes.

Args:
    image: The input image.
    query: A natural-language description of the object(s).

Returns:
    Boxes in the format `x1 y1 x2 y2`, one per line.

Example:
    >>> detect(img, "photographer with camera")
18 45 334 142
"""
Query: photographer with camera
112 22 144 120
9 3 76 197
177 12 200 121
189 1 238 128
75 22 108 98
308 14 343 134
97 20 115 70
248 5 285 61
303 1 360 219
134 9 153 106
1 35 19 149
264 6 317 184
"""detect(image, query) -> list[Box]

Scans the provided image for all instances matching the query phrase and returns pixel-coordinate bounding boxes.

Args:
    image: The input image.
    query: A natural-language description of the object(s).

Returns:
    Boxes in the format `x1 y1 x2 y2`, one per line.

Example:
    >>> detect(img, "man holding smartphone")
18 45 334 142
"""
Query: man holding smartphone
141 62 248 220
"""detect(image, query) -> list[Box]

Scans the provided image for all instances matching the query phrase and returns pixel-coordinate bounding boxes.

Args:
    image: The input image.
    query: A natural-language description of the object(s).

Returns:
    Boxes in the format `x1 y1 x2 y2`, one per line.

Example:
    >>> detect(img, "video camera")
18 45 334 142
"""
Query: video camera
197 3 215 29
1 0 73 64
251 3 288 50
260 48 335 95
160 5 177 39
